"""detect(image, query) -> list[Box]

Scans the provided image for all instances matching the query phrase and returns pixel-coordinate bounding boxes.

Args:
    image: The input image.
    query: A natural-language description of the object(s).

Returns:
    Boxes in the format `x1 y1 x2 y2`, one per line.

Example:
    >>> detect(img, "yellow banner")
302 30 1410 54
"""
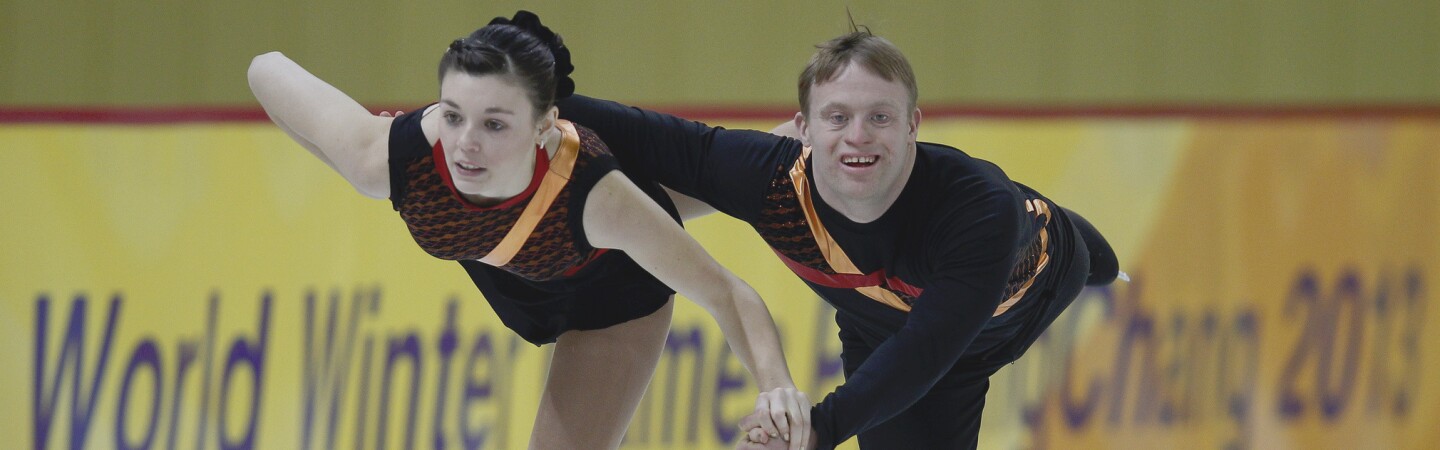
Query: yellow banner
992 119 1440 450
3 117 1436 449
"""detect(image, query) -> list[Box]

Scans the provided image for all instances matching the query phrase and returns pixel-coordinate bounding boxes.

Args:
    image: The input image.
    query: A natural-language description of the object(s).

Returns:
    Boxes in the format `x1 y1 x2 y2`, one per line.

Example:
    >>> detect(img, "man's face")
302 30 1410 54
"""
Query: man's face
796 61 918 212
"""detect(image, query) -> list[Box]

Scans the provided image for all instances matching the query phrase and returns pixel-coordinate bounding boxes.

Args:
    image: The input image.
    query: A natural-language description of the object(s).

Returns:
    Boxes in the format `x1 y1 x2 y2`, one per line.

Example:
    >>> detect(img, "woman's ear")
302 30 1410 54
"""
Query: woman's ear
541 106 559 131
536 105 560 147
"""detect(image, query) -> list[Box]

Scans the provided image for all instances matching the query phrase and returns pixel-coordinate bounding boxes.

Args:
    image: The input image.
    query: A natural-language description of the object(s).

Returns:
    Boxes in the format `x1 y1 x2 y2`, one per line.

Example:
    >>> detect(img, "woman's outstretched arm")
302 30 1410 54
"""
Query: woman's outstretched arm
247 51 395 198
583 171 812 450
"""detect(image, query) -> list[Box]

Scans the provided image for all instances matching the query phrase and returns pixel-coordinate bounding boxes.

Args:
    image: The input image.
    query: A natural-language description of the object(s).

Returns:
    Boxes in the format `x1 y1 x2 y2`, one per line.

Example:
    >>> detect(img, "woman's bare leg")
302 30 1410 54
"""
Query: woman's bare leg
527 297 675 449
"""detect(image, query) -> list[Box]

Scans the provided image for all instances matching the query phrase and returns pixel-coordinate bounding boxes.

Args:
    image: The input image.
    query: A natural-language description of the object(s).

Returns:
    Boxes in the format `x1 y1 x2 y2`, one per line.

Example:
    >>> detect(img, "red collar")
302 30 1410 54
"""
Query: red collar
431 142 549 211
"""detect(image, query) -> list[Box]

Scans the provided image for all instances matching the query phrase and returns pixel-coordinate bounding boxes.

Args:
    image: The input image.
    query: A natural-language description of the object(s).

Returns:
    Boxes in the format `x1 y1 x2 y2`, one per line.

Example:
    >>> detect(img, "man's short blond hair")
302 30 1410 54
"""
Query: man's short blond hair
797 31 918 117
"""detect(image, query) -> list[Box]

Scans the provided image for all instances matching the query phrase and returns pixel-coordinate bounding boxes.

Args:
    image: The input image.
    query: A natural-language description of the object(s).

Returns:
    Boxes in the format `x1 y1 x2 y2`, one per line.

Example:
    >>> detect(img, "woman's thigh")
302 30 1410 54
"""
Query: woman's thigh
527 297 675 450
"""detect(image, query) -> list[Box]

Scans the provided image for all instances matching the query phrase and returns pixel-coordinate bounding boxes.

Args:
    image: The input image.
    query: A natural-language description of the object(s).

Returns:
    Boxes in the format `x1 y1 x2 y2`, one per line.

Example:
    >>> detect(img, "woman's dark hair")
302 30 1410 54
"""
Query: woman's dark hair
438 11 575 118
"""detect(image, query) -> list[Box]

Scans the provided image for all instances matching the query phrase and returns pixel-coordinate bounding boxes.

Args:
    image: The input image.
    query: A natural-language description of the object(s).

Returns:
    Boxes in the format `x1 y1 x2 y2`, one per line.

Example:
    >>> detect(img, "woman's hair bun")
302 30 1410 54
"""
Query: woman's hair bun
489 10 574 98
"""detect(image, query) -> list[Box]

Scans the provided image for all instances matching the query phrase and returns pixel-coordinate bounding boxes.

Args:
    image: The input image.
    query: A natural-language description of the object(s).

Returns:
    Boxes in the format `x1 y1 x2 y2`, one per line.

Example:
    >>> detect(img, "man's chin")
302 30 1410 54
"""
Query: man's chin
831 185 884 205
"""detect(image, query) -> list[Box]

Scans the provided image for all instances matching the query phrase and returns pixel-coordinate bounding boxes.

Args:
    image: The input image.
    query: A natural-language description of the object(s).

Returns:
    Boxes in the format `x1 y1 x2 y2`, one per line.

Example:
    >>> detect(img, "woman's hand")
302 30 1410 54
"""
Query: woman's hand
744 388 812 450
737 406 817 450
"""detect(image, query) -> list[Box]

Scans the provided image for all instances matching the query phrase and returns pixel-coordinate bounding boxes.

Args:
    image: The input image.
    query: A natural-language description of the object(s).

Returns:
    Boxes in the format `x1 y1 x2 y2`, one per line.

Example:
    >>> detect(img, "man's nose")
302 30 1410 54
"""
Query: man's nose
844 122 873 146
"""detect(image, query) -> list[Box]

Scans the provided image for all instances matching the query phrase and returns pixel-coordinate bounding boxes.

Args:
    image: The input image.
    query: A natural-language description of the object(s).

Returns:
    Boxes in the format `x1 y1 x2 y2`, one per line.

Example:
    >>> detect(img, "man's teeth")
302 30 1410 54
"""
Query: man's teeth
843 156 878 164
457 162 481 170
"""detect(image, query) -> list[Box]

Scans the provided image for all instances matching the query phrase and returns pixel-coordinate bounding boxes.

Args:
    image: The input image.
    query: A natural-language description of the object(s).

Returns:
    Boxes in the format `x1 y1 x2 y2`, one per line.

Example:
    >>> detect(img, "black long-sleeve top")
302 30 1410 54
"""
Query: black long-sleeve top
559 95 1061 449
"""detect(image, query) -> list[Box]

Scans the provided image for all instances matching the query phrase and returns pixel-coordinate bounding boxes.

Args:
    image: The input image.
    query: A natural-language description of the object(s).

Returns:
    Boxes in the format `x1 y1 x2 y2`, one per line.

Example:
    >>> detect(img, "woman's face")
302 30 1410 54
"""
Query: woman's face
436 71 548 205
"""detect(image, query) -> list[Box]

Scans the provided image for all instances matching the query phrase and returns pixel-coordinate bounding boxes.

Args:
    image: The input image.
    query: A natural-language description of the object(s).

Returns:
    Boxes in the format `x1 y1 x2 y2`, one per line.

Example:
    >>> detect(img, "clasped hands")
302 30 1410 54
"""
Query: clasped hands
736 387 815 450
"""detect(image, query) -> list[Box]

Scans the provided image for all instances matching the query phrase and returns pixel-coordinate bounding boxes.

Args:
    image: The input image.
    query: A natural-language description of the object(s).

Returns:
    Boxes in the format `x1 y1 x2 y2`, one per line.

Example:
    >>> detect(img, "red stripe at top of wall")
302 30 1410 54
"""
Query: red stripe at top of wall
0 107 271 124
646 104 1440 120
2 104 1440 124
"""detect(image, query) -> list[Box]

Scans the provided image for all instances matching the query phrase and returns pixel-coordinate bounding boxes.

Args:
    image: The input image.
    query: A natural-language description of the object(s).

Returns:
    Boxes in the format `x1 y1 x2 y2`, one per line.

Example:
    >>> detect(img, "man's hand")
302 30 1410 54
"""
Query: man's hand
737 408 817 450
748 387 811 450
735 411 790 450
736 431 789 450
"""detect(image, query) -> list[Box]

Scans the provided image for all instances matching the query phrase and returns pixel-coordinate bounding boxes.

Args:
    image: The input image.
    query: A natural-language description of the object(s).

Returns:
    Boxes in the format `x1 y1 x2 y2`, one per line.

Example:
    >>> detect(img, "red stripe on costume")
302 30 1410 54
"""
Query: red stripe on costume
884 275 923 298
561 249 610 277
773 249 923 297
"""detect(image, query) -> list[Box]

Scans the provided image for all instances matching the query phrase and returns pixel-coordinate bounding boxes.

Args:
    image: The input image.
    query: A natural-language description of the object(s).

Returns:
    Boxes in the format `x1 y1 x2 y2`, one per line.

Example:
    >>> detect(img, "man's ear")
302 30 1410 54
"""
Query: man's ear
794 112 811 147
908 107 922 142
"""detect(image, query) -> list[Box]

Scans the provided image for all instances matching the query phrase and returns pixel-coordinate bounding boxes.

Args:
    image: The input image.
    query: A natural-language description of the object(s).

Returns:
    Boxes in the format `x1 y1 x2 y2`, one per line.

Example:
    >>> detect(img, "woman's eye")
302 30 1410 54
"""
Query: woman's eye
443 112 461 124
485 120 506 131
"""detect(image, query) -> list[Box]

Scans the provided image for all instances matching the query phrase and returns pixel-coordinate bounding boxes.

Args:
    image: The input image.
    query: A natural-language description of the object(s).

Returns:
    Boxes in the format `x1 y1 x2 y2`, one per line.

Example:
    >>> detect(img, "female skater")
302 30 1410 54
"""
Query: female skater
247 11 810 450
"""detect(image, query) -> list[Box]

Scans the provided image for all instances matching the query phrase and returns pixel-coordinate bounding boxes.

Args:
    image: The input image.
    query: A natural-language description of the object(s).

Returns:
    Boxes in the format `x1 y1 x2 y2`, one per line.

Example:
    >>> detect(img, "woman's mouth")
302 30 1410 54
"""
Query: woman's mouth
454 161 486 176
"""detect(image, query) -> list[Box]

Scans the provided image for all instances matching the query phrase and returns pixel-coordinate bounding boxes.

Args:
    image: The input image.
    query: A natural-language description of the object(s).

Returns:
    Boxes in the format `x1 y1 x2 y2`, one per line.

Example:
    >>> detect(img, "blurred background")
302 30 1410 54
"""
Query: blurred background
3 1 1437 449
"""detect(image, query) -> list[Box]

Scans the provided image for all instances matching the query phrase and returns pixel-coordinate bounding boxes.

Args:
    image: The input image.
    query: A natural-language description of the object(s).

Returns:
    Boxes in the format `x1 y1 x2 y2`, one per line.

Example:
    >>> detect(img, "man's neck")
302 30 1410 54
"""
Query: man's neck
812 145 916 225
814 175 905 224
